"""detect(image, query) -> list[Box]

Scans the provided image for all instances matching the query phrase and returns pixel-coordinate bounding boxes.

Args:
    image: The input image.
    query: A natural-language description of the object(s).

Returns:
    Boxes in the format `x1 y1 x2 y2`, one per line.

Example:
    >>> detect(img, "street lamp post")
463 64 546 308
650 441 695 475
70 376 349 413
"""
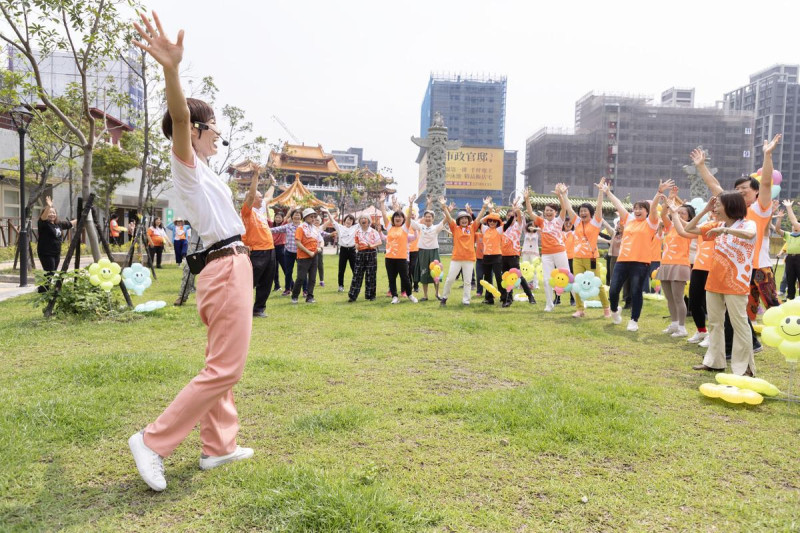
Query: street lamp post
10 105 34 287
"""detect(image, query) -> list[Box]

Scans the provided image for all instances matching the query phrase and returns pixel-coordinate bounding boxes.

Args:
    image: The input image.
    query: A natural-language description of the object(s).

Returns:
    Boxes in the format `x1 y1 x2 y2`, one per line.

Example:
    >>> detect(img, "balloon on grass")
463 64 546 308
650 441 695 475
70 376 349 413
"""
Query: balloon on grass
88 258 121 293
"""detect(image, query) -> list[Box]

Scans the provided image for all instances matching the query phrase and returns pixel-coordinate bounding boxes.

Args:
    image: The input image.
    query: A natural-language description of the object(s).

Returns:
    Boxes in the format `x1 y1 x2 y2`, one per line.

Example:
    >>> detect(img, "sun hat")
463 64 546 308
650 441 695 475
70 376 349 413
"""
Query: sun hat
484 213 502 223
455 211 471 223
302 208 317 220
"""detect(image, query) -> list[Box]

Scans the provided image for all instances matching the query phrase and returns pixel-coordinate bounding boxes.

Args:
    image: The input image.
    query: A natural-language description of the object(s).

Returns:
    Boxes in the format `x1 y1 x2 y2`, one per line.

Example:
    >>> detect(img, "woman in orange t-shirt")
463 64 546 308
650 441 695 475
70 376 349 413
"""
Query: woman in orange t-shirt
656 194 695 338
439 197 488 306
480 203 505 305
379 194 418 304
674 193 757 376
602 179 673 331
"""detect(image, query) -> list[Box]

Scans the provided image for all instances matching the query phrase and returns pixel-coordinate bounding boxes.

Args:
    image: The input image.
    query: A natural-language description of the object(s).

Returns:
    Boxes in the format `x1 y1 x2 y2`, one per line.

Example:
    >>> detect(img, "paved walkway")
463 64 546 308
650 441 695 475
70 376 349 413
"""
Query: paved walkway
0 282 36 303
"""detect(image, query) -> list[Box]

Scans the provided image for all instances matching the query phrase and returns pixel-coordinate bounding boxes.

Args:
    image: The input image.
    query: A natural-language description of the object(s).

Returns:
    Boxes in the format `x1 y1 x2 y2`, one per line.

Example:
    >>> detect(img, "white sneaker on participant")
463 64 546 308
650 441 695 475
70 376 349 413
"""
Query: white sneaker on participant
612 310 622 325
128 431 166 491
544 304 554 312
199 446 254 471
626 319 639 332
391 296 400 304
687 331 708 344
663 323 678 334
698 337 710 348
671 326 688 338
408 295 418 303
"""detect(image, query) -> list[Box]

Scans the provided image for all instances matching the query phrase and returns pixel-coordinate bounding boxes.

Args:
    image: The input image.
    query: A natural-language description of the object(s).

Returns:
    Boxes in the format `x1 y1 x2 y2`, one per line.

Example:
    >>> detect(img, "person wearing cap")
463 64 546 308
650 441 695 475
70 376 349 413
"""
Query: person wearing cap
439 197 489 306
524 185 571 312
241 168 277 317
166 217 192 265
291 208 322 303
271 208 303 295
379 193 418 304
479 203 504 305
411 197 447 301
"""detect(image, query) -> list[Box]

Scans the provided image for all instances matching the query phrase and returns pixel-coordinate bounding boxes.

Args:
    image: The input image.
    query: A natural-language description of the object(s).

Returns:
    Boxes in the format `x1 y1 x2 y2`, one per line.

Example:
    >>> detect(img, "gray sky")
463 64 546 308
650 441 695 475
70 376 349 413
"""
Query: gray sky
147 0 798 197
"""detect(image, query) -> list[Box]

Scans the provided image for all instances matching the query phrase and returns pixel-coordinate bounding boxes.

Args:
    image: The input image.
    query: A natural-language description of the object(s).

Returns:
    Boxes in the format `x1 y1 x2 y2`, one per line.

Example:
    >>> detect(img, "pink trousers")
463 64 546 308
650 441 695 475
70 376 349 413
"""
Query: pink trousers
144 252 253 457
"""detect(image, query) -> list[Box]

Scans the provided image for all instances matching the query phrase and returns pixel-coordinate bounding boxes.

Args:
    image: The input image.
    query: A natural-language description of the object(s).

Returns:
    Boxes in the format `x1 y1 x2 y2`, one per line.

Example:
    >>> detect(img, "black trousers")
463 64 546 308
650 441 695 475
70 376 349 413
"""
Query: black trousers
482 255 503 303
284 251 297 290
250 249 276 313
148 245 163 268
338 246 356 287
349 249 377 300
785 254 800 300
475 259 485 294
501 255 534 303
274 244 286 290
38 253 60 292
292 256 317 300
409 251 419 290
689 269 709 330
385 257 412 297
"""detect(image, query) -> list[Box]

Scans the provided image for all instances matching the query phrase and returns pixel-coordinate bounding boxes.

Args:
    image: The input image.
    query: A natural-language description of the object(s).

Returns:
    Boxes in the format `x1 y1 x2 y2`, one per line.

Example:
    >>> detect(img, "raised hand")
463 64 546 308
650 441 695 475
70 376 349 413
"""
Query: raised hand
782 199 793 208
776 208 786 218
438 196 447 206
449 202 456 211
690 148 705 166
45 196 53 207
703 196 717 213
669 185 679 200
657 179 675 194
595 180 610 193
378 192 386 203
483 196 492 206
764 134 782 155
132 12 184 71
408 194 417 205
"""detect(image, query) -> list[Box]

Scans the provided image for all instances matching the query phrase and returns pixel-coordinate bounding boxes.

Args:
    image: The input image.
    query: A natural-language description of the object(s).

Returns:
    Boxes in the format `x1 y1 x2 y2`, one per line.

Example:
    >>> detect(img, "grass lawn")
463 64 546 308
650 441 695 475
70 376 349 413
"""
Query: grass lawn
0 254 798 531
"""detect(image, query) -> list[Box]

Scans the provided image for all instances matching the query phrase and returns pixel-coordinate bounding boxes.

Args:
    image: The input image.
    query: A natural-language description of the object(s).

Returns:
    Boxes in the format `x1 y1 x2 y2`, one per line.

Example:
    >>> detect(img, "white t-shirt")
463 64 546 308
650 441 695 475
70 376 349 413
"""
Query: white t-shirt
170 150 245 245
411 220 445 250
333 221 358 248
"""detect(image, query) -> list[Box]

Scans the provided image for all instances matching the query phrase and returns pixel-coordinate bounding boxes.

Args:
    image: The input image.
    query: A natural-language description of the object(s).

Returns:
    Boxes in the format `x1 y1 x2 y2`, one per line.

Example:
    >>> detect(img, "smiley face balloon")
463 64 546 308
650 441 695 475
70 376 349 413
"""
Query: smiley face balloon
572 271 601 300
88 258 122 293
760 299 800 362
122 262 153 296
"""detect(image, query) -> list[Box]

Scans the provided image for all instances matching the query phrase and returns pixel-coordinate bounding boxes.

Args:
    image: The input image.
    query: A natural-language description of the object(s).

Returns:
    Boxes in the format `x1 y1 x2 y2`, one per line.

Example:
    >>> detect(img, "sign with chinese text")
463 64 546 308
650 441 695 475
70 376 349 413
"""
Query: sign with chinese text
445 147 503 190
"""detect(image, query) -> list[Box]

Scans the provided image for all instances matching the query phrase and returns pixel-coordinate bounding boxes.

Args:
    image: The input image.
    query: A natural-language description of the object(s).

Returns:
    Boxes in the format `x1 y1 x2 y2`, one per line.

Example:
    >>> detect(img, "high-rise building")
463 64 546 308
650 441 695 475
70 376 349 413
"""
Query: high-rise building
723 64 800 198
525 91 754 202
418 73 515 206
331 147 379 173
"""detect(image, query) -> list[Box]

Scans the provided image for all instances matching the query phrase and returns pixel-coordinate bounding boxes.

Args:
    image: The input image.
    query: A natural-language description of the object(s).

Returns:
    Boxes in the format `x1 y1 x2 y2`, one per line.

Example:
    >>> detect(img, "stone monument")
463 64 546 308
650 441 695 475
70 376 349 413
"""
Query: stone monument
411 112 462 220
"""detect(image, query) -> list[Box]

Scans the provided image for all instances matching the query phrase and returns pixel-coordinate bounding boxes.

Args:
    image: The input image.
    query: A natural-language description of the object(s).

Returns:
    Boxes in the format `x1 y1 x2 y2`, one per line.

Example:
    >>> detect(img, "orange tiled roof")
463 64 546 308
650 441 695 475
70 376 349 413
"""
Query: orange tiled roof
269 173 334 209
268 143 342 174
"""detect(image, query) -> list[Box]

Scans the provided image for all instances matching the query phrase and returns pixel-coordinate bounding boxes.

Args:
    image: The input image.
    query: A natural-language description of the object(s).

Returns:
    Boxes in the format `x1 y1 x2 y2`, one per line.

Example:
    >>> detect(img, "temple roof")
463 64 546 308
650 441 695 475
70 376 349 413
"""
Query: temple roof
268 143 342 174
269 173 335 209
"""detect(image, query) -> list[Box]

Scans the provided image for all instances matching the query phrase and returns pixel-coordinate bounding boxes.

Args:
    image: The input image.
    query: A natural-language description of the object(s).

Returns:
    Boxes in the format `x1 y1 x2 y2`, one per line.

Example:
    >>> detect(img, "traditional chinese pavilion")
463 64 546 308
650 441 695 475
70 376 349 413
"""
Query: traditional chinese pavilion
269 173 334 209
267 143 342 200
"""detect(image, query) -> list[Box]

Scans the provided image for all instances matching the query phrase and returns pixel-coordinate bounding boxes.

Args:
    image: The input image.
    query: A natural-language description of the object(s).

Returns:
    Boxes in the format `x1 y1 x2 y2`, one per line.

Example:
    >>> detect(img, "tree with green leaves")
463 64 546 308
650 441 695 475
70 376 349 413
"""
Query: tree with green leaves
92 132 139 234
0 0 141 259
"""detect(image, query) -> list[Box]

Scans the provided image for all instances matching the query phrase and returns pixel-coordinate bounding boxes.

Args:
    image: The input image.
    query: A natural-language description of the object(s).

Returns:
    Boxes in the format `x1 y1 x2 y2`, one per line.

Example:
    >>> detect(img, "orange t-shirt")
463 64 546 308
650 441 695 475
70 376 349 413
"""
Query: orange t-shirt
408 227 419 252
660 222 690 266
482 225 503 256
649 233 663 262
241 204 275 251
450 220 480 261
147 227 164 247
535 216 566 255
573 218 602 259
700 219 757 295
747 202 772 269
385 225 409 259
564 231 575 260
617 212 657 263
501 221 523 257
295 224 319 259
693 236 715 271
110 220 120 238
476 232 484 259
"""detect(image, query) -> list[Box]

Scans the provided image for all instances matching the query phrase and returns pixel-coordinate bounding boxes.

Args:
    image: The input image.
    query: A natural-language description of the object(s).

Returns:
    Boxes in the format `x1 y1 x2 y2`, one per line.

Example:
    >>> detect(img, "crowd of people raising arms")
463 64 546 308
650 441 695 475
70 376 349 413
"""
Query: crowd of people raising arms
127 10 784 493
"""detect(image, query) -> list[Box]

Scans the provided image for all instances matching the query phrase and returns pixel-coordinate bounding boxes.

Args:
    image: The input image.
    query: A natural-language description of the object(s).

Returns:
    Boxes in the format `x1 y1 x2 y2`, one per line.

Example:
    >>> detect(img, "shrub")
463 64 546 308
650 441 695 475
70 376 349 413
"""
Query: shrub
33 269 126 318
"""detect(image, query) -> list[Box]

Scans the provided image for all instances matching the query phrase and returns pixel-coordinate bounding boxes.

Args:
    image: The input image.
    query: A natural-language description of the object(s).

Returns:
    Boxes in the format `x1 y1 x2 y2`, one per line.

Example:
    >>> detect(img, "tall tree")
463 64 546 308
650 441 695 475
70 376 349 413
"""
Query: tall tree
92 131 139 232
0 0 140 258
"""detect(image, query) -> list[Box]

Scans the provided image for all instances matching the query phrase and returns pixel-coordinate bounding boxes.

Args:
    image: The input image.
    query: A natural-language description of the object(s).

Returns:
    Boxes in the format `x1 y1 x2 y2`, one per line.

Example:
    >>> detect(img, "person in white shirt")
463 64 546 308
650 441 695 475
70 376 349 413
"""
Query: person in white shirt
410 198 447 301
129 12 254 492
323 207 357 292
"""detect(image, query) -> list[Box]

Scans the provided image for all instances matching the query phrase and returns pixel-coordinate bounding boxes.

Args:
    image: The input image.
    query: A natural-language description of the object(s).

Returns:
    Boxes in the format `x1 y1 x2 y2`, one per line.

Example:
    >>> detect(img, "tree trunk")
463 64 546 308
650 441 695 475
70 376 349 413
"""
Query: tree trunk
81 146 101 260
137 52 149 213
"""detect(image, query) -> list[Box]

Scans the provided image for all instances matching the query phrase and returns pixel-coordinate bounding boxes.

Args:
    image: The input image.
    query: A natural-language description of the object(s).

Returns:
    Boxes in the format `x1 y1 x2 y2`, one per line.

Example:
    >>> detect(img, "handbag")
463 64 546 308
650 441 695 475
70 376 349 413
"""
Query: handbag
185 235 242 275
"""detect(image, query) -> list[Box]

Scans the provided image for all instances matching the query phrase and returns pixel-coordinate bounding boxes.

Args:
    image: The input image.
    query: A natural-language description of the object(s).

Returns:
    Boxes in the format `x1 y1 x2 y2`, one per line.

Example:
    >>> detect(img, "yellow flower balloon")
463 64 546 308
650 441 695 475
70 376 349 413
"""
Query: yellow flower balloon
760 299 800 362
88 258 122 293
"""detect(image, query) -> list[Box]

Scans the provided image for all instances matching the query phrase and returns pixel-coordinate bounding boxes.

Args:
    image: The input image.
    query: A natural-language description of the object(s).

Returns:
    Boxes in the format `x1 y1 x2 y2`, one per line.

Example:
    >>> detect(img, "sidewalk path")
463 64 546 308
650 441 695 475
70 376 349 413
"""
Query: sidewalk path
0 282 36 303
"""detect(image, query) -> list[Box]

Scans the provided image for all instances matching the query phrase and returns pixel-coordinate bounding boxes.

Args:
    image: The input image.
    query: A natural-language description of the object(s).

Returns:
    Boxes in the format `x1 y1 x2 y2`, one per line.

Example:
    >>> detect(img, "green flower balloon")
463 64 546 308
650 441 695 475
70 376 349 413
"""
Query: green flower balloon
88 258 122 293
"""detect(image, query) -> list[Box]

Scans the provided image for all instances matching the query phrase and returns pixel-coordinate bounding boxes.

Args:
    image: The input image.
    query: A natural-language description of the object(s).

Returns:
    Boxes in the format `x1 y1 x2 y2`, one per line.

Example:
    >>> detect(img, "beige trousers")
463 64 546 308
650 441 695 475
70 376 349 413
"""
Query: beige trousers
704 291 755 375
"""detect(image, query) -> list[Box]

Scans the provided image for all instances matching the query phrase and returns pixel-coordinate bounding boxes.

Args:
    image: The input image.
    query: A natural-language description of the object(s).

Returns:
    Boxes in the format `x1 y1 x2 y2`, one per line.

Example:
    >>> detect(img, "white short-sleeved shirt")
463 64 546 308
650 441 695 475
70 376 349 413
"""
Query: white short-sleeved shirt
333 221 358 248
411 220 445 250
170 150 245 245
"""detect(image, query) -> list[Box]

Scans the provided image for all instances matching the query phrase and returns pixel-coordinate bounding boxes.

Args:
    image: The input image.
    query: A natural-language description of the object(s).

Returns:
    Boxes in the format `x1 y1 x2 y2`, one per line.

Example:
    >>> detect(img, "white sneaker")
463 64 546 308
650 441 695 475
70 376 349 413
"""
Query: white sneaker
671 327 688 338
128 431 166 491
199 445 254 471
612 310 622 325
408 295 418 303
627 319 639 332
663 323 678 334
391 296 400 304
544 305 554 312
698 337 710 348
462 299 470 305
687 331 708 344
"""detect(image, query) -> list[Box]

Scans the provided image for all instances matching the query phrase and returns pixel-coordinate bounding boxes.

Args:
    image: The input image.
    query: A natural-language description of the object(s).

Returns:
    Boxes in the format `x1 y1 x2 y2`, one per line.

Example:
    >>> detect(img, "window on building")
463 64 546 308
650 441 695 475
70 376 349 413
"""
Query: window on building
745 127 752 135
2 188 20 217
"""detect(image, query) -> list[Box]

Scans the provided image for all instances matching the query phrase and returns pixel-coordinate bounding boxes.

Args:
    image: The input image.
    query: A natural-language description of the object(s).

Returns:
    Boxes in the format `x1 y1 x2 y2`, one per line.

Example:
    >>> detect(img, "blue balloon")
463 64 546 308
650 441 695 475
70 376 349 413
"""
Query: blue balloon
572 272 601 300
772 184 781 199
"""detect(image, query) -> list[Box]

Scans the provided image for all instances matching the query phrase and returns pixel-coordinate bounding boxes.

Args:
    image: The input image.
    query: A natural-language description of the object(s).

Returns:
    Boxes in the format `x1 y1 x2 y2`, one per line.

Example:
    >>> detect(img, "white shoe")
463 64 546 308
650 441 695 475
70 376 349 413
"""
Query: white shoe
671 327 688 338
612 310 622 325
663 323 678 334
698 337 710 348
462 300 470 305
128 431 166 491
199 445 254 471
408 295 418 303
544 305 554 312
391 296 400 304
687 331 708 344
626 319 639 332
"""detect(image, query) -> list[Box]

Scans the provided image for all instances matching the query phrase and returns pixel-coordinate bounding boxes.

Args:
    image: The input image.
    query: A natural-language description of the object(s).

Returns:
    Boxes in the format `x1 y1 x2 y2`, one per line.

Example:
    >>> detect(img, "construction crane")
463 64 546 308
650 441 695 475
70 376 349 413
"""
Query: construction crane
271 115 301 144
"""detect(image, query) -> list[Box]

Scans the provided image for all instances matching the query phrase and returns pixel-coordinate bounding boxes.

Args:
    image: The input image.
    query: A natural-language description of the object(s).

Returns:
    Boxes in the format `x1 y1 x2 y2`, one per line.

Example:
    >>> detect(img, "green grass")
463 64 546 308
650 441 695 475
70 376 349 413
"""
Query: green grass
0 255 798 531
